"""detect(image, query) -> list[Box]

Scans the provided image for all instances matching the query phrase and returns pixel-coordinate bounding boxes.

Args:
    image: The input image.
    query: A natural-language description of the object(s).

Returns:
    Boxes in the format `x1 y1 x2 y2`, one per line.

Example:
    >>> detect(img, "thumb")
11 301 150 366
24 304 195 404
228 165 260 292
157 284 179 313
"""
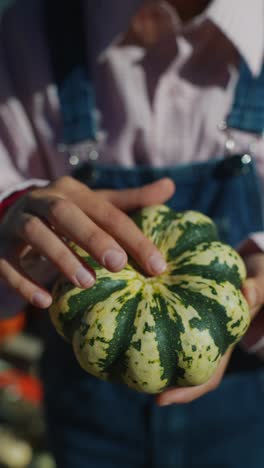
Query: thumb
242 277 264 318
240 250 264 318
97 178 175 211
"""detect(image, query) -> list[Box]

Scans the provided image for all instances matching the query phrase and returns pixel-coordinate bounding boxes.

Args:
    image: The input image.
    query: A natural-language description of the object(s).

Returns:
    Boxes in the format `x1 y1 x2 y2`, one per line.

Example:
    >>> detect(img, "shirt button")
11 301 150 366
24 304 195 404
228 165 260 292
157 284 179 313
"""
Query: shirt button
241 153 252 165
89 149 99 161
215 153 252 178
225 138 236 152
217 120 227 132
69 154 80 166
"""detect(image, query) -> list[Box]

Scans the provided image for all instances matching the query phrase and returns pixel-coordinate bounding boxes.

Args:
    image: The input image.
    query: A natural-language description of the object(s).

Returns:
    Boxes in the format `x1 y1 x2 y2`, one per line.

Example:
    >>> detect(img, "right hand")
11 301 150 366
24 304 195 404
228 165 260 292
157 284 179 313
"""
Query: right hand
0 176 175 308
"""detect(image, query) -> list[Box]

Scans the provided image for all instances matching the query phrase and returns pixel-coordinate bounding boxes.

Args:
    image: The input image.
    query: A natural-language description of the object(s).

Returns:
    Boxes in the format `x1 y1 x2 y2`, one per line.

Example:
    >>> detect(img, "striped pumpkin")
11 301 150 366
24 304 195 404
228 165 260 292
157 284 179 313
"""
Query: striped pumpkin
50 206 250 394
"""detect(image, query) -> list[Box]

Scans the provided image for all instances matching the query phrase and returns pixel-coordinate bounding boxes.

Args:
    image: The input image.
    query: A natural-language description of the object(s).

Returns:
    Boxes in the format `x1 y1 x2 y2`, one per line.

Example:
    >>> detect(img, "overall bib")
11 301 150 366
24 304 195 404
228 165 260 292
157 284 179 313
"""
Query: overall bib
42 3 264 467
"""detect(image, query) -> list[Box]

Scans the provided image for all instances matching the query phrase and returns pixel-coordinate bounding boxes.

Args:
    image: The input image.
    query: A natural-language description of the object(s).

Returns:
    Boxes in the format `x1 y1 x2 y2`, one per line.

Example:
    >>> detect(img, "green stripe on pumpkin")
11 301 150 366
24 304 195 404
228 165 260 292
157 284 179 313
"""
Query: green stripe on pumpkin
61 278 128 323
99 292 142 372
167 284 238 355
167 220 218 261
50 205 250 393
150 294 185 386
171 260 242 289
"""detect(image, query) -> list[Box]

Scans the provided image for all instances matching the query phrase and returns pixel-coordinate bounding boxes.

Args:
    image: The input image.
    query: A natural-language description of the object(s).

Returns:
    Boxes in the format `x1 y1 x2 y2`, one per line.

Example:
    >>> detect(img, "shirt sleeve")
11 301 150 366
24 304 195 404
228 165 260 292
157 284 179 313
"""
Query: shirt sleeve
0 29 50 319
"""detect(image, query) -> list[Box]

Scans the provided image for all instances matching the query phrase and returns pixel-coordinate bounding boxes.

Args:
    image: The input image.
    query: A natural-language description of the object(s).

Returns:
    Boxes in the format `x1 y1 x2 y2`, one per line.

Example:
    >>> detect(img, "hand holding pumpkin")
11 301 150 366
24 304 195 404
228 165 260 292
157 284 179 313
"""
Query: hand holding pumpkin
240 239 264 317
0 176 175 309
50 206 250 396
156 348 233 406
156 240 264 406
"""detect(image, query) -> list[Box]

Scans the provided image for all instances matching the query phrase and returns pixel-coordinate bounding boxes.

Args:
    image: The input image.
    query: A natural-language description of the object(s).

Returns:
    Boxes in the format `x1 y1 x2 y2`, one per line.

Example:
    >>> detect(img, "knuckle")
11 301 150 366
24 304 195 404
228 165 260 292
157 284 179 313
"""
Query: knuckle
52 247 73 267
0 258 7 274
27 187 44 199
12 276 29 296
84 228 115 258
56 175 74 189
53 176 79 196
105 205 124 227
134 190 148 208
48 198 69 219
21 216 42 239
134 236 154 257
86 229 103 251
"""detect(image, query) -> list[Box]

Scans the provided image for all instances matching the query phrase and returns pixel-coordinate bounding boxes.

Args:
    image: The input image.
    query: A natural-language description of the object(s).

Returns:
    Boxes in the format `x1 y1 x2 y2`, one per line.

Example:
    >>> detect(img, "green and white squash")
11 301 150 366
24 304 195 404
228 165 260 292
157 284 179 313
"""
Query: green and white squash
50 206 250 394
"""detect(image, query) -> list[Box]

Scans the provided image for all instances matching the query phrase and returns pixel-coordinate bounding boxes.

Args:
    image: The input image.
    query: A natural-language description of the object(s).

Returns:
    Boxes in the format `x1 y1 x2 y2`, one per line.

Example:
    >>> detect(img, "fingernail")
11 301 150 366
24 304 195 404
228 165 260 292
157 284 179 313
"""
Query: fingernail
148 253 167 275
32 291 52 308
75 267 95 288
158 399 171 407
103 249 127 271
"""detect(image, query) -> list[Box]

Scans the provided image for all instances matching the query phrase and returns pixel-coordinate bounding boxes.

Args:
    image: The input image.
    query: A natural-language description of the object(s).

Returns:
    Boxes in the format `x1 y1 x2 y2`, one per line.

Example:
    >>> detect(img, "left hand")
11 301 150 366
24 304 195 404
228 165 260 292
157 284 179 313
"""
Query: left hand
156 240 264 407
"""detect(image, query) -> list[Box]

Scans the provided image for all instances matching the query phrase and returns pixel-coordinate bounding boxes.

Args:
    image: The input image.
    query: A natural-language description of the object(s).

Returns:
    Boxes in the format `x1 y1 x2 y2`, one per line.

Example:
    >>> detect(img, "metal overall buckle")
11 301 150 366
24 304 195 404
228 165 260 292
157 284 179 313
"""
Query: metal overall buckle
214 153 252 178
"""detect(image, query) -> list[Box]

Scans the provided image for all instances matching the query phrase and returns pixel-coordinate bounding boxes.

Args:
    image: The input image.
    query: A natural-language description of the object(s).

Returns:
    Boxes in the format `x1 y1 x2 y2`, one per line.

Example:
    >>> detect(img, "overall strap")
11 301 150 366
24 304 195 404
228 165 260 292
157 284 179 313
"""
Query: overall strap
227 60 264 135
44 0 98 145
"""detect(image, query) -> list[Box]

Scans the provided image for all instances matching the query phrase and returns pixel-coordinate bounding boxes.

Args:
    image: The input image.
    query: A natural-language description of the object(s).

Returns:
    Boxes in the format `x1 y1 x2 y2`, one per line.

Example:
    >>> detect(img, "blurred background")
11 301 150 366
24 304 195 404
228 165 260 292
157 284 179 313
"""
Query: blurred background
0 309 56 468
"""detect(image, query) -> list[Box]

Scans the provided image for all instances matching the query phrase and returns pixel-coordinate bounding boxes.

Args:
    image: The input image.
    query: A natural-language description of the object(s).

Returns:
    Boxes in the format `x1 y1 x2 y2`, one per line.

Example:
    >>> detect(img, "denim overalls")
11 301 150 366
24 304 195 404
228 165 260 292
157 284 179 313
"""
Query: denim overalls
42 4 264 467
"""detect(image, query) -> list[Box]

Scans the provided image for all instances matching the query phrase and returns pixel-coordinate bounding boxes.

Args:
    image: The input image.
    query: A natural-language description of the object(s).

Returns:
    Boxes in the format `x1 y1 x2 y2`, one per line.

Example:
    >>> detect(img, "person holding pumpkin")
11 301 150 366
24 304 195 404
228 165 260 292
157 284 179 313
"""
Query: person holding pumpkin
0 0 264 466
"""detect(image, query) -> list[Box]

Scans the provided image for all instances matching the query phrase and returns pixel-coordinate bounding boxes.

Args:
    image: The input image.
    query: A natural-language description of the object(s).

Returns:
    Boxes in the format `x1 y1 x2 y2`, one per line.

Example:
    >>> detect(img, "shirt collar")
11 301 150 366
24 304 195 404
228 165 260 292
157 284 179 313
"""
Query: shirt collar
205 0 264 76
90 0 264 76
155 0 264 76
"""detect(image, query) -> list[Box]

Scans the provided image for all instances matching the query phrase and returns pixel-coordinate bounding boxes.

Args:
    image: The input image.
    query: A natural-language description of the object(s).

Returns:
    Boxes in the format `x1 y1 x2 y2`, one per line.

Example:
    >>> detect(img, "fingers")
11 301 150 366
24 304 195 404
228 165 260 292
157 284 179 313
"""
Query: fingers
98 178 175 211
81 179 175 275
78 196 167 276
28 193 167 277
242 277 264 319
0 177 174 309
1 176 174 309
0 257 52 309
14 213 96 288
53 177 174 275
241 253 264 318
156 351 232 406
26 197 128 273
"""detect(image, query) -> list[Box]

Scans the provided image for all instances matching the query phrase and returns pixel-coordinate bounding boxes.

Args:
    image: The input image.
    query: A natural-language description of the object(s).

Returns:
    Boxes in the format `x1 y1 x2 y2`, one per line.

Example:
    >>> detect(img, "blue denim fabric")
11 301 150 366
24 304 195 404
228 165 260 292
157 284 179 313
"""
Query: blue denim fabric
227 61 264 134
42 156 264 468
73 156 263 247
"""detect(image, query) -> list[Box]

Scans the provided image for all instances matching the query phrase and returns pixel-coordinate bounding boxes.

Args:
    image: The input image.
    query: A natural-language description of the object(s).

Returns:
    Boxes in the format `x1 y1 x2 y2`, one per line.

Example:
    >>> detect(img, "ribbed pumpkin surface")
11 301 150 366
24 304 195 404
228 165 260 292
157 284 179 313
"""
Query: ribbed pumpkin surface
50 206 250 393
